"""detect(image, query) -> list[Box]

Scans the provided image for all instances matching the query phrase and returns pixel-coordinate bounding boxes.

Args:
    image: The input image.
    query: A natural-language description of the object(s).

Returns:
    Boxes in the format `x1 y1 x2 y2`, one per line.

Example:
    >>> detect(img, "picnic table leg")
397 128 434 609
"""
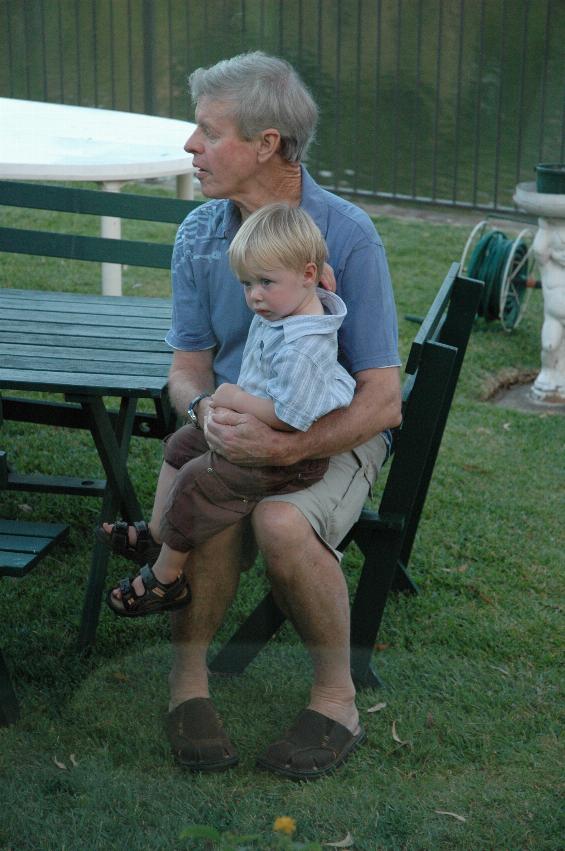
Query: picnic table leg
72 395 143 650
0 646 20 726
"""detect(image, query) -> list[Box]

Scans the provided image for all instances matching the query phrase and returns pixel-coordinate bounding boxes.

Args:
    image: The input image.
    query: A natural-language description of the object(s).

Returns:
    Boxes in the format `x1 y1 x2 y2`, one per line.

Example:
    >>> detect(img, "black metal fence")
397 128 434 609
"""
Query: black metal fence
1 0 564 212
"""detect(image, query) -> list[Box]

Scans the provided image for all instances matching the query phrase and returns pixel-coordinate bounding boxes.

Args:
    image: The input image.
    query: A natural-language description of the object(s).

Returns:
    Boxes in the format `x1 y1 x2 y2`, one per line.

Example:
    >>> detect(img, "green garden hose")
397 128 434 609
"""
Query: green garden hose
467 230 529 328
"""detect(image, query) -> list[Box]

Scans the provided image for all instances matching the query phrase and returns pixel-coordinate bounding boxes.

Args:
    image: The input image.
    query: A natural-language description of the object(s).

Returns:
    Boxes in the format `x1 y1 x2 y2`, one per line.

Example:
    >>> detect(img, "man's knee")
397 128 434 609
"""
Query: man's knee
253 501 306 546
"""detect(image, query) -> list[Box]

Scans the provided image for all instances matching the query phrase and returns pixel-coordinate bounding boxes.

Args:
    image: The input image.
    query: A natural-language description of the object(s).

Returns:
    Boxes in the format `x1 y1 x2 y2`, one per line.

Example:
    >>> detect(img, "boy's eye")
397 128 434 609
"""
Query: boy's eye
260 278 272 287
241 281 252 289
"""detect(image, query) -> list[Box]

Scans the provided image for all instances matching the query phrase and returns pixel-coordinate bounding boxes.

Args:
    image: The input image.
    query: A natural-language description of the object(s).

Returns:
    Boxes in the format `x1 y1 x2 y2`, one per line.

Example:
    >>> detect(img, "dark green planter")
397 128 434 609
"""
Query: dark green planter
535 163 565 194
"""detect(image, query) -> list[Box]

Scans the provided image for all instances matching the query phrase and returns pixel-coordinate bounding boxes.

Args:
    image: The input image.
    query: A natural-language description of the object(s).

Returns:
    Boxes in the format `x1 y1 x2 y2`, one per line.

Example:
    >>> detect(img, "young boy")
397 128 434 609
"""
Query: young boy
105 204 356 617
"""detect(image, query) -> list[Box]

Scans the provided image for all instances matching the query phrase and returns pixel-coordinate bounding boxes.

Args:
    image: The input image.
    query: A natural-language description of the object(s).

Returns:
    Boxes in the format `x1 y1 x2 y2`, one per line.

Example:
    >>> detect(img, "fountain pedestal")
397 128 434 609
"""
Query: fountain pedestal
514 182 565 403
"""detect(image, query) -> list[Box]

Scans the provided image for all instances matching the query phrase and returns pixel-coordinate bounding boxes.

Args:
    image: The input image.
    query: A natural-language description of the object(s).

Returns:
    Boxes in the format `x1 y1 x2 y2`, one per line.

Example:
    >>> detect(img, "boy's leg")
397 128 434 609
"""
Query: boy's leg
101 425 209 547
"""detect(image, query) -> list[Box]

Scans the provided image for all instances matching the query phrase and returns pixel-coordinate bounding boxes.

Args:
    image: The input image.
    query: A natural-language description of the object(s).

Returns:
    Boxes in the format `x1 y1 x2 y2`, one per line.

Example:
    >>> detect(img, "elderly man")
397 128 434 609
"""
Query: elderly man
101 51 401 779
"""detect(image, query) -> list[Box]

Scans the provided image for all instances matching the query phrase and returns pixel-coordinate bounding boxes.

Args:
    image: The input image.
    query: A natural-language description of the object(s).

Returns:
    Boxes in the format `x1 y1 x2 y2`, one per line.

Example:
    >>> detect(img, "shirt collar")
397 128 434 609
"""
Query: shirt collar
299 166 329 238
257 290 347 343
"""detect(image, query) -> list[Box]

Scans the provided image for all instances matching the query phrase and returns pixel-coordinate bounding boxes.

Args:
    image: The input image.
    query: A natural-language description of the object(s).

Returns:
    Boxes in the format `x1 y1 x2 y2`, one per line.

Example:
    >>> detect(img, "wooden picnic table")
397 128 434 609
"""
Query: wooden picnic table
0 288 176 647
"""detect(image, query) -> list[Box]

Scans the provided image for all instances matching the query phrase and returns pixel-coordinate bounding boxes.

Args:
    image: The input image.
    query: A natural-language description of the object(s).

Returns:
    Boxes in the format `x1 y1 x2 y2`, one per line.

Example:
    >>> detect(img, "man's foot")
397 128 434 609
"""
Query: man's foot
166 698 239 771
256 709 365 781
96 520 161 566
106 564 190 618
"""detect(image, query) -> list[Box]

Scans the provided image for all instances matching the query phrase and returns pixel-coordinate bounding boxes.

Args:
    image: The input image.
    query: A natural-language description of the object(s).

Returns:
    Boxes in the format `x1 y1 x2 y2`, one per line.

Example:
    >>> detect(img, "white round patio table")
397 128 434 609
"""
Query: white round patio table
0 98 196 294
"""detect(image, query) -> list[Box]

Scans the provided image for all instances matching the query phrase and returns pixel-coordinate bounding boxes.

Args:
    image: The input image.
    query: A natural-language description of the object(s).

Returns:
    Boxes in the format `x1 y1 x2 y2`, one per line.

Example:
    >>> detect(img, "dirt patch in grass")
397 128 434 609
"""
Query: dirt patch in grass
482 368 565 415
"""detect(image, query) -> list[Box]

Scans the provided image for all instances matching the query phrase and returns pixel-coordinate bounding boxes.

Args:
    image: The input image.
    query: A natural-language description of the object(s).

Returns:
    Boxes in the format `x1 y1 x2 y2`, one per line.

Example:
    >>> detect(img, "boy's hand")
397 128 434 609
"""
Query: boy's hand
210 383 241 410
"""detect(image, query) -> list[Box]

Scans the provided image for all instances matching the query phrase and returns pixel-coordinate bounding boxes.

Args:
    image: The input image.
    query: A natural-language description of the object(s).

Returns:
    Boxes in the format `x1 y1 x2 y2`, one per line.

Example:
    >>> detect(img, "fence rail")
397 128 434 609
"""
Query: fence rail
1 0 563 212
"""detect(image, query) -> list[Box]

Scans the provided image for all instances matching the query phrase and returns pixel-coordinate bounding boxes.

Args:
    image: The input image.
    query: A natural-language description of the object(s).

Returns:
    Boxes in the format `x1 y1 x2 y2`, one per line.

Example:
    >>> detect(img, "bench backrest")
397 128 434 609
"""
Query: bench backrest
0 180 199 269
209 262 484 686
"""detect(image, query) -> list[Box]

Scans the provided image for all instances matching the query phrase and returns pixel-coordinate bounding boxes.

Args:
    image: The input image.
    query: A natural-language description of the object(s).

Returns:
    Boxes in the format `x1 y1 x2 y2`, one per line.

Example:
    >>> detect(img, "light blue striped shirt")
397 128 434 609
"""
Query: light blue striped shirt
237 290 356 431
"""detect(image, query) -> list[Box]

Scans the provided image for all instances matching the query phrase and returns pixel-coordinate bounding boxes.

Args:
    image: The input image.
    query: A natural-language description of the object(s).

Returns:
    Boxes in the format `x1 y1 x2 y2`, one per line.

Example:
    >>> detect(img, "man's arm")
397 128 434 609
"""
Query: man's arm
167 348 216 424
205 366 402 466
211 383 295 432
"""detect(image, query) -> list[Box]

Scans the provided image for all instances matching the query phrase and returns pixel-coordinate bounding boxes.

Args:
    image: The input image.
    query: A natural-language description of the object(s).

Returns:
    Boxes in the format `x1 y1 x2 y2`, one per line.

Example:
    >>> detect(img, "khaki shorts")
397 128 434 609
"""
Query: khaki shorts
261 432 389 562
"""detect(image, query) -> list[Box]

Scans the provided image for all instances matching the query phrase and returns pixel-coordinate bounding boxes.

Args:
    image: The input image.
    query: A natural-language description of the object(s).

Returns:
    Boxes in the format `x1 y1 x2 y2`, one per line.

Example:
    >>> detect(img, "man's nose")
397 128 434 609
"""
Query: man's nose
184 128 201 154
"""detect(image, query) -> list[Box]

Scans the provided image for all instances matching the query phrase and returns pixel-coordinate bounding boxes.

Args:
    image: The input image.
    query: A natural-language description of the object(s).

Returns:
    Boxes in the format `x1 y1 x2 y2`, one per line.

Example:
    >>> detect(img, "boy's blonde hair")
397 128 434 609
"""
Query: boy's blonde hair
229 203 327 280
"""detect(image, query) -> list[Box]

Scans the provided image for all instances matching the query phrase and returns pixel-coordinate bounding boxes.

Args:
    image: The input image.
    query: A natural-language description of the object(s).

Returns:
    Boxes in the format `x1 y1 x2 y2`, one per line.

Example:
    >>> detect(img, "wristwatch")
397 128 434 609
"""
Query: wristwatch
186 392 211 429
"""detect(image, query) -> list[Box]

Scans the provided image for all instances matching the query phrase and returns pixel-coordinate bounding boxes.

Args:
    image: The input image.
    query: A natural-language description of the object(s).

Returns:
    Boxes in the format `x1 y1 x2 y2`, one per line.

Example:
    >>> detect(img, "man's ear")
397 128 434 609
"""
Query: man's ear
256 129 281 162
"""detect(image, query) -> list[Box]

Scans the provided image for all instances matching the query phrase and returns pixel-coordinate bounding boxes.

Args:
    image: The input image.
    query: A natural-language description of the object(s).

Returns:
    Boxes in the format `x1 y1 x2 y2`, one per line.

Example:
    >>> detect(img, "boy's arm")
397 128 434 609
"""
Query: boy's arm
211 383 295 432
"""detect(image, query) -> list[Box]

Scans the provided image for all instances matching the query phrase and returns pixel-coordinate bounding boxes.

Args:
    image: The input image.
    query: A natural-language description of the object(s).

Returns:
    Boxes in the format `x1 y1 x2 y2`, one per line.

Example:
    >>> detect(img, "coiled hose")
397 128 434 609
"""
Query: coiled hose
467 230 529 328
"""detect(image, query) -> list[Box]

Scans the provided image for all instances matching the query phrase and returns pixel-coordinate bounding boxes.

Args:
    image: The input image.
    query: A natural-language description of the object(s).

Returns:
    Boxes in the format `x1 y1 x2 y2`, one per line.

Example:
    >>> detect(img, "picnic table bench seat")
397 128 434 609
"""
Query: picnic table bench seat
0 513 69 726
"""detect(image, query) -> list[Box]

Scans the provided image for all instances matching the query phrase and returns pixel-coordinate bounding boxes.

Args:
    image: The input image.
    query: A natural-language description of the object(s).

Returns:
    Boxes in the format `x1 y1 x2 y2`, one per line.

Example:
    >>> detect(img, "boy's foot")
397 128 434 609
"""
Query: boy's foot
106 564 190 618
96 520 161 566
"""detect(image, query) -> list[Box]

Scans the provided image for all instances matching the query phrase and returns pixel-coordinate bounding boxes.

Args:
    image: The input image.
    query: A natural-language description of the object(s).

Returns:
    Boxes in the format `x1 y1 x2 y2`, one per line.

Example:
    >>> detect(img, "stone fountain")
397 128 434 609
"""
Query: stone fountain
514 167 565 404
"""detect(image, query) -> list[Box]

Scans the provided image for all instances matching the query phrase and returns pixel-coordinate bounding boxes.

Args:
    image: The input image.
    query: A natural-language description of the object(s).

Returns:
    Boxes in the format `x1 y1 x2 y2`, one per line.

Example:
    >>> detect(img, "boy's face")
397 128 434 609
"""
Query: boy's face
240 262 319 322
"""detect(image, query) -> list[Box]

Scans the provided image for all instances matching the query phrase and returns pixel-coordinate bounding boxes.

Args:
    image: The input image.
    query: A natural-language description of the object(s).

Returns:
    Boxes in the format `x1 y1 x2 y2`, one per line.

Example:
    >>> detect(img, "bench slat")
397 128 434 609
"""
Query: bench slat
0 180 197 223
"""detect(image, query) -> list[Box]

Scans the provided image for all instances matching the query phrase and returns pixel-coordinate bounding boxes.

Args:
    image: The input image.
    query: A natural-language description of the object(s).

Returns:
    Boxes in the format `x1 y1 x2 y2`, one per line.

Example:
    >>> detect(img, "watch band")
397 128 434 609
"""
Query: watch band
186 392 211 429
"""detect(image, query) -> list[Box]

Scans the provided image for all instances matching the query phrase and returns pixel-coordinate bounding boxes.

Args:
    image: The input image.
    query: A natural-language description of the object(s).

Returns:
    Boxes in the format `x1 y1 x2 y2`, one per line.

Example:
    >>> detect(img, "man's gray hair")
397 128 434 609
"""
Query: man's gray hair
188 51 318 163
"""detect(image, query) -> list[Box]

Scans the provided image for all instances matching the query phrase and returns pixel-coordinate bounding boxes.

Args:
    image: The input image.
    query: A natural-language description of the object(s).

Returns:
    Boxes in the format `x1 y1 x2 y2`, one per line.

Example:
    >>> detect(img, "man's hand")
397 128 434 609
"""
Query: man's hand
320 263 337 293
319 262 337 292
204 407 283 466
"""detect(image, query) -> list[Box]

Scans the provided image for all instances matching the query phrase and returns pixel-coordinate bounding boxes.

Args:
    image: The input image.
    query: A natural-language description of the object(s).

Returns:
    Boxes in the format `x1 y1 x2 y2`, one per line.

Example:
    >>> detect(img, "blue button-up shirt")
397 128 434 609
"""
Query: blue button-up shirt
166 167 400 386
237 290 356 431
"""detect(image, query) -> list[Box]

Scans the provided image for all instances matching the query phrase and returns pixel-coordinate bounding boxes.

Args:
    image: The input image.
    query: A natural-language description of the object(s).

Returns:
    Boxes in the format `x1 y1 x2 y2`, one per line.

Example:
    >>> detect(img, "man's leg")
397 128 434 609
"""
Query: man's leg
165 518 256 772
168 519 253 706
252 501 359 734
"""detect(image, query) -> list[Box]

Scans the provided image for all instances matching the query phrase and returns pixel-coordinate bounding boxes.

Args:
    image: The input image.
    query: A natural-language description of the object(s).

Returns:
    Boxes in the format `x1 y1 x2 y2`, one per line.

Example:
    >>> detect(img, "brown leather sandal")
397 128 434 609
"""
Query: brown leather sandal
96 520 161 566
256 709 366 780
166 698 239 771
106 564 190 618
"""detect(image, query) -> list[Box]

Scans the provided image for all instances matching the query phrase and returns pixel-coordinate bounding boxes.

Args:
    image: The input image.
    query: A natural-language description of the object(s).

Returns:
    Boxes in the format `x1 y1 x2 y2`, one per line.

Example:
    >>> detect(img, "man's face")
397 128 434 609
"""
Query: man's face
184 98 260 200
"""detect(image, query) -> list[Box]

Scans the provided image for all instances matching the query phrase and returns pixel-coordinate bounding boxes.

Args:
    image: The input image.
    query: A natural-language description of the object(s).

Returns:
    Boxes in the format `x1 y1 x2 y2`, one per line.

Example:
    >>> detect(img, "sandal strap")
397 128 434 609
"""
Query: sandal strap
133 520 153 545
110 521 131 557
118 576 138 610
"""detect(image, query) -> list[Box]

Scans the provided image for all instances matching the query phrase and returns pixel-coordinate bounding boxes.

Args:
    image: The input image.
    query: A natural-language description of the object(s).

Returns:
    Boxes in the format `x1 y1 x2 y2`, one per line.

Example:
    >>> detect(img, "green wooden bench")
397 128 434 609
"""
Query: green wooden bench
0 180 199 656
1 181 483 693
0 179 196 269
210 263 484 688
0 493 69 725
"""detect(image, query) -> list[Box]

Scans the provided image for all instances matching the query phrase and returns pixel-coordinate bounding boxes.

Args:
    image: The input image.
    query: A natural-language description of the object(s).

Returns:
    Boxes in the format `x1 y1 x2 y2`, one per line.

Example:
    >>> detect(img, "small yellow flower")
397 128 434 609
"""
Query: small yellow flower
273 816 297 836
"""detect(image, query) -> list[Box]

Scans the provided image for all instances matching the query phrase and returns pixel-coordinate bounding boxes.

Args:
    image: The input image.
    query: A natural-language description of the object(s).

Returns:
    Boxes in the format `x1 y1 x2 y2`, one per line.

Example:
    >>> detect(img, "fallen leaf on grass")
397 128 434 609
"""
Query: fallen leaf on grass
392 720 410 746
324 832 354 848
434 810 466 823
374 642 390 651
425 712 434 728
489 664 510 676
111 671 129 683
367 702 387 713
53 757 67 770
441 563 468 574
503 422 511 431
69 753 79 767
18 503 33 513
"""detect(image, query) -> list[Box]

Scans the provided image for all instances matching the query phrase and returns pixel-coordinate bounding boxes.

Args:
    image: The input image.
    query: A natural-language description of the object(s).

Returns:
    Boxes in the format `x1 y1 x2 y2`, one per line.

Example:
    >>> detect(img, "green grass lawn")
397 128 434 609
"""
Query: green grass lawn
0 188 563 850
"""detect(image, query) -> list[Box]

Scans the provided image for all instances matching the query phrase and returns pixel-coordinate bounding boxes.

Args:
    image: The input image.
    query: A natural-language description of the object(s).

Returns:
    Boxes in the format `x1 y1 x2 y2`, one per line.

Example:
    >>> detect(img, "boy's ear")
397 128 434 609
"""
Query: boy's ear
303 261 319 285
256 128 281 162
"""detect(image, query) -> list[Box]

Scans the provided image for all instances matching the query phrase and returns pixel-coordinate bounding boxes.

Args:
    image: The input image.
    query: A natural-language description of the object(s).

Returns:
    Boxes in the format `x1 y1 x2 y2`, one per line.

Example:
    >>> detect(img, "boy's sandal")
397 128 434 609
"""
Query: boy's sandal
96 520 161 566
106 564 191 618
